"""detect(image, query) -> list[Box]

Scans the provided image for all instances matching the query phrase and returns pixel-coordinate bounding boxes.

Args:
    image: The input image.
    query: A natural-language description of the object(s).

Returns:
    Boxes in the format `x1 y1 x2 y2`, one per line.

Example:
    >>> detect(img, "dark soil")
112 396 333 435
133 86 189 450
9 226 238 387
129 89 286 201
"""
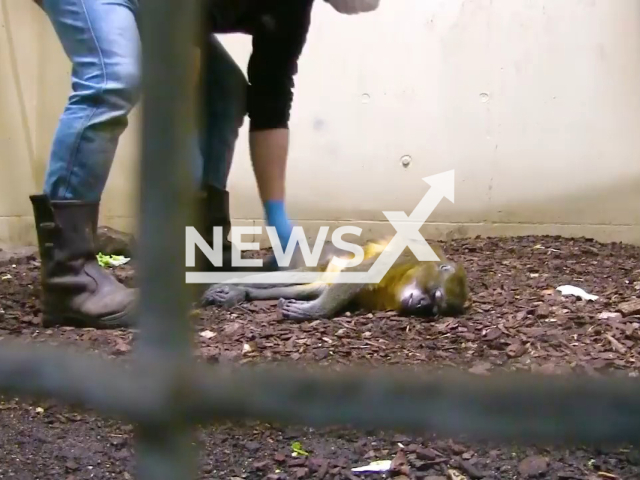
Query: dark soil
2 235 640 480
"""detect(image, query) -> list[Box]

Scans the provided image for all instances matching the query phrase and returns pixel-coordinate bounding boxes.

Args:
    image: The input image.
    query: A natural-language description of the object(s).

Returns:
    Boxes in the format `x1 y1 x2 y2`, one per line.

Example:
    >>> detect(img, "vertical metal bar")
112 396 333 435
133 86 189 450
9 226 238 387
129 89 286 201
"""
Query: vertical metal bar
135 0 198 479
136 0 197 356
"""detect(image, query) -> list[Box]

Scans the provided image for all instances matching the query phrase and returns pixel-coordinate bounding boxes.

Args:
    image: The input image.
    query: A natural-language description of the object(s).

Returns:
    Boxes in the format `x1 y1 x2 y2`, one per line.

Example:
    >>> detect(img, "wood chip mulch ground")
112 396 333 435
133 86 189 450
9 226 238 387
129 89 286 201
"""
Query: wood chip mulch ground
1 235 640 479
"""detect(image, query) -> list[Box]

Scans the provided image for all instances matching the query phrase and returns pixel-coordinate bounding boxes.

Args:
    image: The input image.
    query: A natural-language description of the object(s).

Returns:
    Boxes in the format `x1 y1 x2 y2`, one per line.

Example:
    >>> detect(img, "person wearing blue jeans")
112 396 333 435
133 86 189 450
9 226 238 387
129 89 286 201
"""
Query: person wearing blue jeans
29 0 380 330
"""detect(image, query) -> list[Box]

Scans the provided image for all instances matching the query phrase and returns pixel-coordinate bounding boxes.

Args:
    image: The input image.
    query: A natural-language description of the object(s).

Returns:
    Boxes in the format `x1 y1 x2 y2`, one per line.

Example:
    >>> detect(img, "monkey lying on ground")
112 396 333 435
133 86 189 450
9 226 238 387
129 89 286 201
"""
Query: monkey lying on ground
200 237 469 321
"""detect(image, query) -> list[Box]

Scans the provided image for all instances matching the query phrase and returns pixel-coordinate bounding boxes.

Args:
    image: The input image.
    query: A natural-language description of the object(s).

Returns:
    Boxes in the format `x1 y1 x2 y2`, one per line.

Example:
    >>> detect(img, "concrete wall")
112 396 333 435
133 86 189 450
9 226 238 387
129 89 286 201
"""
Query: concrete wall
2 0 640 249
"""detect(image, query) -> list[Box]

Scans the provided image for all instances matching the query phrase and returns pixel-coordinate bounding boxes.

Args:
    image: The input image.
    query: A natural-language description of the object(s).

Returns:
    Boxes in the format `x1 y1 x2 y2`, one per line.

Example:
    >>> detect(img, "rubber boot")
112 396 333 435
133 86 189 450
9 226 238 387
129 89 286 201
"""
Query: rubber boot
195 185 307 273
30 194 137 329
195 185 234 272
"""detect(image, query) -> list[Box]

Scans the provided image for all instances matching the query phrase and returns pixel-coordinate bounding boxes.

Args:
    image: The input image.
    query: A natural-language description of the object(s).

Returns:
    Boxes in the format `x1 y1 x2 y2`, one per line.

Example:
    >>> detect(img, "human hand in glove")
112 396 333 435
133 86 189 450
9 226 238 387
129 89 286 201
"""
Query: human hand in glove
325 0 380 15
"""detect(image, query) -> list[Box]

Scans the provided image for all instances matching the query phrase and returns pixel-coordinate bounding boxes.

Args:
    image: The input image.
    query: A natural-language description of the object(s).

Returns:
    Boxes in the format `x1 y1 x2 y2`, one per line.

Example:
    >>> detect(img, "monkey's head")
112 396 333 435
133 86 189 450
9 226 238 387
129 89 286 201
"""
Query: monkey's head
398 259 469 318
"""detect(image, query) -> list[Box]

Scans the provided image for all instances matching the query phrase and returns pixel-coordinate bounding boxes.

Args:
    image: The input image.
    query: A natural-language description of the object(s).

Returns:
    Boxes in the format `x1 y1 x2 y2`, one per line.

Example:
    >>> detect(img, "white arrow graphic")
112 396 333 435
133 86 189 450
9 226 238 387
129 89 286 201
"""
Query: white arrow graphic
186 170 455 284
354 169 455 283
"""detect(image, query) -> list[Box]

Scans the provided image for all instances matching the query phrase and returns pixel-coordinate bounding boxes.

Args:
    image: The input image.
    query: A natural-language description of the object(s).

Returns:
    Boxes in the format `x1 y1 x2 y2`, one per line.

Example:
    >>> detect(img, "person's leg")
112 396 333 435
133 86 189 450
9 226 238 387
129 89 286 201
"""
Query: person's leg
42 0 141 201
195 32 300 274
194 34 248 272
31 0 141 329
199 34 247 191
243 0 315 259
250 130 294 249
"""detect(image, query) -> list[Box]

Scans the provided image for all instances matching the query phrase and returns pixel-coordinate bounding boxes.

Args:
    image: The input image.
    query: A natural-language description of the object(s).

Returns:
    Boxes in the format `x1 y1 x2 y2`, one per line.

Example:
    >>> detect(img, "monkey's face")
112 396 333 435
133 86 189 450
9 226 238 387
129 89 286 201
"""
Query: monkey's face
398 261 468 317
398 281 440 317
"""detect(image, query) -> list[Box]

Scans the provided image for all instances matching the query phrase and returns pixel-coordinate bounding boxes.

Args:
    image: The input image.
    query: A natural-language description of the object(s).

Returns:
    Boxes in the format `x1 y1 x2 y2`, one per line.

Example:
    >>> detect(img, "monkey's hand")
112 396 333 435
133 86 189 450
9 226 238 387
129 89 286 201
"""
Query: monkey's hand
201 285 247 308
278 298 323 321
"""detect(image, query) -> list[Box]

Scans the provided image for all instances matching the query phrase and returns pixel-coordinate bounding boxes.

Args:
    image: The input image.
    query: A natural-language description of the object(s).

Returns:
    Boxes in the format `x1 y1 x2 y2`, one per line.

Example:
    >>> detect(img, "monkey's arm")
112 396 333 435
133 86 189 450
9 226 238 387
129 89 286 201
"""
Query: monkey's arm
200 264 315 303
203 282 328 308
201 266 329 308
200 241 369 311
278 254 380 321
199 245 344 308
278 282 366 321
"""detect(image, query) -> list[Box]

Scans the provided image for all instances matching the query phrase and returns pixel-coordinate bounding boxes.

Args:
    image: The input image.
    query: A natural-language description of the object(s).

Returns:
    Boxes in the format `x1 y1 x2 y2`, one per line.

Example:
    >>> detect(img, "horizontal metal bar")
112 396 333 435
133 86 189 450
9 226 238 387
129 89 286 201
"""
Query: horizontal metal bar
1 339 640 444
0 339 170 424
187 365 640 445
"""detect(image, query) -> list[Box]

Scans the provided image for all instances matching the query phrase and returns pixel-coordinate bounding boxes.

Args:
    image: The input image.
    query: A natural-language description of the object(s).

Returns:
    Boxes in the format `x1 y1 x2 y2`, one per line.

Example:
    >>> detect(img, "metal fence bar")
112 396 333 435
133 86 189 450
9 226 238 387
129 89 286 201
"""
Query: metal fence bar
0 340 164 423
136 0 196 362
186 365 640 445
2 339 640 445
135 0 199 478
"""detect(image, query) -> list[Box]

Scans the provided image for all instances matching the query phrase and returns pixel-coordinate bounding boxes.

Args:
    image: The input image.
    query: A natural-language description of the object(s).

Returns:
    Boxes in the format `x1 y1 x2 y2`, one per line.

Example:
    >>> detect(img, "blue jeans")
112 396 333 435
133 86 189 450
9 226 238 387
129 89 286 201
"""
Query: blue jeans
40 0 246 201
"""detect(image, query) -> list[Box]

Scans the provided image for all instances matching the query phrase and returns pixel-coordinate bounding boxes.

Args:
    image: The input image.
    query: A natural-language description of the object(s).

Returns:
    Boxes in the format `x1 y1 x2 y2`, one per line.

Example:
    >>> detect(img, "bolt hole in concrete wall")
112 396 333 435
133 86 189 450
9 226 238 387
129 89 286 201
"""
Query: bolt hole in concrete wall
2 0 640 248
